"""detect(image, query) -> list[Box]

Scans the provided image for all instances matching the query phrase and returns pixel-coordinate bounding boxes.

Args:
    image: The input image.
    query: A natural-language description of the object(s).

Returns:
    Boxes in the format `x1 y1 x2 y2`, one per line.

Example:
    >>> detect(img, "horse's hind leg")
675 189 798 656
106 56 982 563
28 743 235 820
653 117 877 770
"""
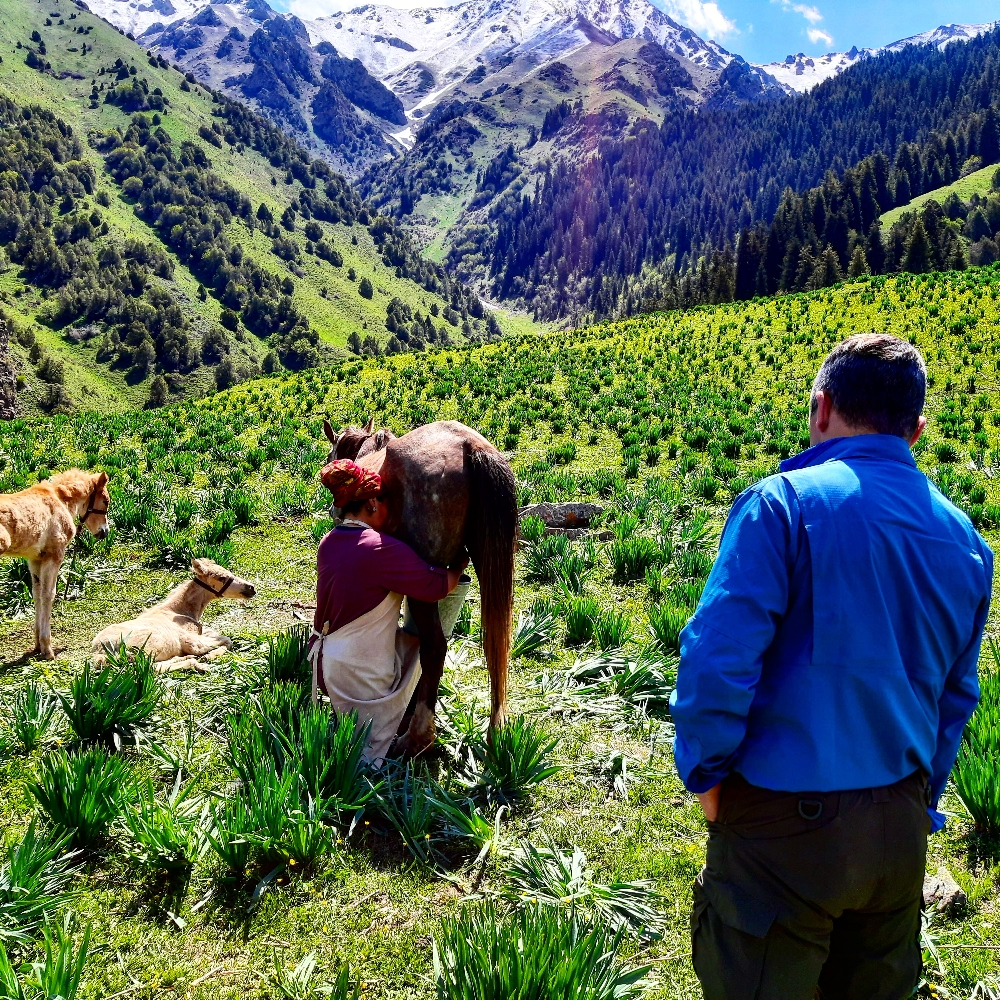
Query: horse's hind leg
405 598 446 757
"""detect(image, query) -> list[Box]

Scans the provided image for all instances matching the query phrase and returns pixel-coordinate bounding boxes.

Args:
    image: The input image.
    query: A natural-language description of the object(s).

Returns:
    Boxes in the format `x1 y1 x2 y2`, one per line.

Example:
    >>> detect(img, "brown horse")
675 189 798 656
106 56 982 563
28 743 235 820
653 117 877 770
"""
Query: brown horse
323 418 518 754
0 469 110 659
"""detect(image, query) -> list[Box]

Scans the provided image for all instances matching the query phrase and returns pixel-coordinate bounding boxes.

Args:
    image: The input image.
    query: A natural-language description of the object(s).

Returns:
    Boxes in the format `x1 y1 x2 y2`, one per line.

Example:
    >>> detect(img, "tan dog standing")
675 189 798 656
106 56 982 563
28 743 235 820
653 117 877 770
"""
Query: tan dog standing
92 558 256 670
0 469 110 660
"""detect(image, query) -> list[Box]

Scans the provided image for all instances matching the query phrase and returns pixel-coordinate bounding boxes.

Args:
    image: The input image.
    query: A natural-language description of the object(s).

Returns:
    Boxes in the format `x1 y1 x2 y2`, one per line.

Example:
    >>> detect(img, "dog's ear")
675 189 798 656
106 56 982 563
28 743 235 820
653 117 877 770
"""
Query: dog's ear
364 416 375 435
323 419 338 445
94 471 108 490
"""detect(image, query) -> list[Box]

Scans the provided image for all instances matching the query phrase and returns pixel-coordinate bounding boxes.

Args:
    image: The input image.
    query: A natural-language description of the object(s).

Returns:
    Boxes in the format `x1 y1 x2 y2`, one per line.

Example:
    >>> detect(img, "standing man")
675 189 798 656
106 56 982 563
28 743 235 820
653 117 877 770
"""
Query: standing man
671 334 993 999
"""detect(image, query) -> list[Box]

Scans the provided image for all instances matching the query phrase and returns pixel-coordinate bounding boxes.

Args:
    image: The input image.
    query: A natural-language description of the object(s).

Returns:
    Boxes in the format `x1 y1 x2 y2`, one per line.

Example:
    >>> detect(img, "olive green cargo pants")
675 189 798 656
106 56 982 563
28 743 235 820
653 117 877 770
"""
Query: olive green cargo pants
691 770 930 1000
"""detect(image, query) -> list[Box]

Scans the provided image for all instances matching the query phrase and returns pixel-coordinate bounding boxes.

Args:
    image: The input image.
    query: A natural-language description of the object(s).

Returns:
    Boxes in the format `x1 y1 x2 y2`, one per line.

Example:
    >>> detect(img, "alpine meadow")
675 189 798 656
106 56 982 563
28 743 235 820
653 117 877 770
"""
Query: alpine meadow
1 0 1000 996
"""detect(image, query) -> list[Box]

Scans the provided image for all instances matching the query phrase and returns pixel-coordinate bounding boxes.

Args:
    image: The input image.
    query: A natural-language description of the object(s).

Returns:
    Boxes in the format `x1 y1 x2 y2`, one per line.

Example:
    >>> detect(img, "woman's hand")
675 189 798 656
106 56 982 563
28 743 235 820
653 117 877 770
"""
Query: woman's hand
446 557 470 594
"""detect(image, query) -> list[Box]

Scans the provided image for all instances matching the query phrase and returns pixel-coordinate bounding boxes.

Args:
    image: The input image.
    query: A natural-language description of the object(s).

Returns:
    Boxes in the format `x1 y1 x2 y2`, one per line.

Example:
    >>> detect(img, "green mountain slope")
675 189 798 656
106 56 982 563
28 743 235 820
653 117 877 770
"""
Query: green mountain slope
0 0 532 414
881 162 998 230
1 264 999 995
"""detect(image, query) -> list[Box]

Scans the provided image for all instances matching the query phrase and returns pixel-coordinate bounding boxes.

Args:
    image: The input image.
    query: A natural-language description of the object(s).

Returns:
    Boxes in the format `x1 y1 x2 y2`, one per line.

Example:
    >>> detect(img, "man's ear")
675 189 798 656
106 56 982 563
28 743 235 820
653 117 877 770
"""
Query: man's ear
909 415 928 447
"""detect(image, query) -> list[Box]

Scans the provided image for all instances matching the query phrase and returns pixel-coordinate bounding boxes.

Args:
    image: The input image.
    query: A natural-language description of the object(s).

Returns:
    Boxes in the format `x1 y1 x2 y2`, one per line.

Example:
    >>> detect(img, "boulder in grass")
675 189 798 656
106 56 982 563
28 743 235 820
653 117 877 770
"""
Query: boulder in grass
519 502 602 529
922 866 967 917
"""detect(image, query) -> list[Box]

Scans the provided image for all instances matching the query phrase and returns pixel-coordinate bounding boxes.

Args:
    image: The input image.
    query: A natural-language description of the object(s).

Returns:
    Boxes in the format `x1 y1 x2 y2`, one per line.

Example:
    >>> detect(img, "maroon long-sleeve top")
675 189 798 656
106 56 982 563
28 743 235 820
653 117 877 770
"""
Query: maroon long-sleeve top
313 524 450 636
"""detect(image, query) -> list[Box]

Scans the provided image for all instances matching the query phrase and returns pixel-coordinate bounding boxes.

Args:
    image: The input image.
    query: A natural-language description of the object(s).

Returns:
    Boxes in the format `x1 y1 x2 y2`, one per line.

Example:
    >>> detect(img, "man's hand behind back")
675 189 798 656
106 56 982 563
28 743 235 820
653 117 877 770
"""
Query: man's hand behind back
697 784 721 822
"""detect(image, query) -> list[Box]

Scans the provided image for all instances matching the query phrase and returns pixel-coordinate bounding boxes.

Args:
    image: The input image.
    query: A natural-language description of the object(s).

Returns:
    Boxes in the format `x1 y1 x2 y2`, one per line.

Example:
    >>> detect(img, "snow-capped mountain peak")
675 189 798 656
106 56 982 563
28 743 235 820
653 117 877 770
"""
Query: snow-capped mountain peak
757 21 998 94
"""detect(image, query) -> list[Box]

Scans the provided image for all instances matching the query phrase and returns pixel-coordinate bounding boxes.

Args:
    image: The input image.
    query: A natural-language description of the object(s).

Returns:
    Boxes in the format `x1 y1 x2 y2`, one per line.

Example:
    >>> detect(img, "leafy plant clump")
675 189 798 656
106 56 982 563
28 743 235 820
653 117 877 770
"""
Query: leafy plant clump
953 643 1000 832
503 841 665 939
0 823 81 945
432 902 649 1000
4 683 58 754
482 717 561 804
28 749 133 849
57 644 161 747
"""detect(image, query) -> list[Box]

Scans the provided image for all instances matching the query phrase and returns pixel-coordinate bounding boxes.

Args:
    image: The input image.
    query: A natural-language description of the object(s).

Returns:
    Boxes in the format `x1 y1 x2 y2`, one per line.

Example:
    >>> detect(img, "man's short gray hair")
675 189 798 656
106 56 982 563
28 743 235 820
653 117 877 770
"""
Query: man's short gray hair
812 334 927 439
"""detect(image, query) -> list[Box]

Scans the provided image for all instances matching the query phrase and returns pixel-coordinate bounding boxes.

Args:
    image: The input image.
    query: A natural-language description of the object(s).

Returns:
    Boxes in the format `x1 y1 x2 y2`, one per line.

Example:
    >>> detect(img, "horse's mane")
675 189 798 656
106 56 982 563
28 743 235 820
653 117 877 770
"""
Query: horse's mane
336 426 396 460
47 468 97 502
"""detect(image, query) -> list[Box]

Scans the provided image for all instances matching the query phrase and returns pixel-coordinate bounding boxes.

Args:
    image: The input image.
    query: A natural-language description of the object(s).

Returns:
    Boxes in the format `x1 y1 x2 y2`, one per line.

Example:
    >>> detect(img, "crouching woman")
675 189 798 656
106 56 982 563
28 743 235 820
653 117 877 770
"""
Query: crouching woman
310 458 468 763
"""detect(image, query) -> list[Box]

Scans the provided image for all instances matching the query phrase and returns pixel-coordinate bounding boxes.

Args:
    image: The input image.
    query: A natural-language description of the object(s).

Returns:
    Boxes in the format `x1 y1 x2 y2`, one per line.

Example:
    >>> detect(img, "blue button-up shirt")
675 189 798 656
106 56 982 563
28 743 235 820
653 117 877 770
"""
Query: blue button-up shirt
670 434 993 831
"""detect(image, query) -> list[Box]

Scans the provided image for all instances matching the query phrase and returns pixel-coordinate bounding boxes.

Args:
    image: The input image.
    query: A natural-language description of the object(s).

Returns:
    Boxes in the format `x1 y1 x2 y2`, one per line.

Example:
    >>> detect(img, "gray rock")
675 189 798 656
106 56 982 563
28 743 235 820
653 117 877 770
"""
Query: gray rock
519 502 603 529
923 866 967 917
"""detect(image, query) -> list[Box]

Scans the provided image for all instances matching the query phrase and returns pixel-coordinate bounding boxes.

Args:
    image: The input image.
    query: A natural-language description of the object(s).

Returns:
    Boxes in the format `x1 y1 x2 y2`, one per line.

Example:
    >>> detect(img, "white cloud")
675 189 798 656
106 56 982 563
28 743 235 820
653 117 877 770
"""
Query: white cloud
660 0 738 39
793 4 823 24
807 27 834 46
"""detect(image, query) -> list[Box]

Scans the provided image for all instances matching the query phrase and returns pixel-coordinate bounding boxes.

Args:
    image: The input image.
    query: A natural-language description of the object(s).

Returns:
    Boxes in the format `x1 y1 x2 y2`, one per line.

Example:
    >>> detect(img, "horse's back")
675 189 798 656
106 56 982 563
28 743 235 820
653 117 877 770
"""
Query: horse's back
382 421 495 565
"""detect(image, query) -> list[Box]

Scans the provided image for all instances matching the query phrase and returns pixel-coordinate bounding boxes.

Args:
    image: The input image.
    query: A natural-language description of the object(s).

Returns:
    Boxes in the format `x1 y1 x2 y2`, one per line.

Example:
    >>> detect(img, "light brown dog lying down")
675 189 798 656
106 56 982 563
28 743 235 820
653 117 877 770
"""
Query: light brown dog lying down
92 558 256 671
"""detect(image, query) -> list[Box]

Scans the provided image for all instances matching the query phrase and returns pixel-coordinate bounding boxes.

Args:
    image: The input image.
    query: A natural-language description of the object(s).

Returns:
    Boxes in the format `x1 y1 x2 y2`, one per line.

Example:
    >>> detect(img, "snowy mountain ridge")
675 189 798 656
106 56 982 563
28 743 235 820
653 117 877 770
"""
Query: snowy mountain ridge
757 21 999 93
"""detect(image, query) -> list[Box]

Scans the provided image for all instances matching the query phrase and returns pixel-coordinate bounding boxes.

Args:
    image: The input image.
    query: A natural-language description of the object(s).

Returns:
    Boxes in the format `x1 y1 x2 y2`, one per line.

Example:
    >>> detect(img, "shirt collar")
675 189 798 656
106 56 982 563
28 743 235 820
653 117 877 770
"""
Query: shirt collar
780 434 917 473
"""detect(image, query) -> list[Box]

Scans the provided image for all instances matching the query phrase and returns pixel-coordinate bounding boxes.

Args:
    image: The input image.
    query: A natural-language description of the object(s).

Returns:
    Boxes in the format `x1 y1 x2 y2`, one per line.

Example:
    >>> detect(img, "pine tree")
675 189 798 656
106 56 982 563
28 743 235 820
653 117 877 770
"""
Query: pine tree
847 246 870 278
147 375 168 408
901 219 932 274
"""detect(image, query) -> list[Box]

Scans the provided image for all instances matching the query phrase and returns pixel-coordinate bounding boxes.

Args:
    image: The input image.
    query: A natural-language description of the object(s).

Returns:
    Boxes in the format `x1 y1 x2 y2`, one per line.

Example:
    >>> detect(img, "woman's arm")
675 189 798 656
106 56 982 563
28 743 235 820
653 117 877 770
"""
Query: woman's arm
374 535 452 602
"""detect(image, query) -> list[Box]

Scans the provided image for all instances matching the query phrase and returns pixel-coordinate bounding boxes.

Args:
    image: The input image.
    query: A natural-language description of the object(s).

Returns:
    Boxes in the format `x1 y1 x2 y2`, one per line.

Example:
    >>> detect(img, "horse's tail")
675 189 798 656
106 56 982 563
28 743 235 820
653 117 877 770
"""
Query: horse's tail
466 444 518 733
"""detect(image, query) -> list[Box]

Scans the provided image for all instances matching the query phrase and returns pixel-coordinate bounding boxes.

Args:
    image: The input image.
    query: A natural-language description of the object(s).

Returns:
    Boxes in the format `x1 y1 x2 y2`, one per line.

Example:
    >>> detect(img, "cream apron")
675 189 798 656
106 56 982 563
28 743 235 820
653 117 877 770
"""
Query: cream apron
309 591 422 765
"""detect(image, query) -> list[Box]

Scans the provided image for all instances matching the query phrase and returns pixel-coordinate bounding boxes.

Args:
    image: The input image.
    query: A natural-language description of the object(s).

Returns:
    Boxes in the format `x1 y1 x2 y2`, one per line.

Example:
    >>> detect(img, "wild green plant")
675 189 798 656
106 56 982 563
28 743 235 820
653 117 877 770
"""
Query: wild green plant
482 718 561 804
567 653 673 710
509 605 558 660
205 796 255 876
57 645 161 747
31 916 91 1000
296 708 371 814
502 841 665 938
953 649 1000 831
376 763 439 866
519 515 546 544
242 766 302 868
564 597 599 647
593 609 631 651
553 550 591 594
235 697 373 817
274 796 337 872
266 952 358 1000
28 749 133 848
0 560 32 620
266 626 311 685
432 902 649 1000
524 534 569 583
647 604 688 653
608 536 662 583
5 684 58 754
0 822 81 944
644 565 665 601
172 497 196 529
123 775 208 873
428 783 505 861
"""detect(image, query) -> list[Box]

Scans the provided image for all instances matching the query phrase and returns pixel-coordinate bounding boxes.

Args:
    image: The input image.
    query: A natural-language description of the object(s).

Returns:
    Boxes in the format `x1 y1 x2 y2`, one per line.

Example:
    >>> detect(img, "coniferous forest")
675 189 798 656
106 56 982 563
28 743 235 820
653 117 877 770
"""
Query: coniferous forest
465 30 1000 321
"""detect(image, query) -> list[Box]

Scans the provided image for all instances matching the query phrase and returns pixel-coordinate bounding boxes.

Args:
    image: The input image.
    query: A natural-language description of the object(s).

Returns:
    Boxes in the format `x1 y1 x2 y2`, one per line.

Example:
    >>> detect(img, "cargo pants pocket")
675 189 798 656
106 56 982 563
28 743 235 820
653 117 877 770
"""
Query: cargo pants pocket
692 871 777 1000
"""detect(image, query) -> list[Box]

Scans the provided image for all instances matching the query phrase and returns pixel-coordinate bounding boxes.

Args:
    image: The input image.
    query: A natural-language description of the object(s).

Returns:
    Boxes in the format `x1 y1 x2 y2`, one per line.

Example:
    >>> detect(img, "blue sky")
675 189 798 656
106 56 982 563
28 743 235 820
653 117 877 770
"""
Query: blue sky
655 0 998 63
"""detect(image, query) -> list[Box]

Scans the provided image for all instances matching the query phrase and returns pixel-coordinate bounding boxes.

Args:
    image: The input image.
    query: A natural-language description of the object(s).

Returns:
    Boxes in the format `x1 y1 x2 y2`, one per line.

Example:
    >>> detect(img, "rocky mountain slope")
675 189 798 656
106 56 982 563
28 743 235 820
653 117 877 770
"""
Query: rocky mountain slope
85 0 785 175
0 0 513 416
758 21 999 93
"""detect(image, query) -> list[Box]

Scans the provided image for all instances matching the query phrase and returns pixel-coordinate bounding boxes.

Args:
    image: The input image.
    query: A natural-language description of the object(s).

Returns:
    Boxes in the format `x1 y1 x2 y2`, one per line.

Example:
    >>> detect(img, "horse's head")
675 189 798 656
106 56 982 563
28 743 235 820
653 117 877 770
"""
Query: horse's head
80 471 110 540
191 558 257 600
323 417 396 463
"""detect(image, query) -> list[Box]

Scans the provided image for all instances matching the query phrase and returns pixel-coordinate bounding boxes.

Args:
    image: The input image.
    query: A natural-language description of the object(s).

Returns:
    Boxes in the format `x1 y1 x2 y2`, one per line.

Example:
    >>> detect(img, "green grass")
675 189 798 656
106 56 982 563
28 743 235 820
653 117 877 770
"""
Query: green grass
2 260 1000 995
881 163 999 229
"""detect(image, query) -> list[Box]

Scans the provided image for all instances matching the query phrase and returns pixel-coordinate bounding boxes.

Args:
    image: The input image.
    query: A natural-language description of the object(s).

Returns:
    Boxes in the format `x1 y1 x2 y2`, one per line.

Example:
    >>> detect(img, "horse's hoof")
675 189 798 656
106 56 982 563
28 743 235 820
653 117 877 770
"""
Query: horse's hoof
406 704 437 757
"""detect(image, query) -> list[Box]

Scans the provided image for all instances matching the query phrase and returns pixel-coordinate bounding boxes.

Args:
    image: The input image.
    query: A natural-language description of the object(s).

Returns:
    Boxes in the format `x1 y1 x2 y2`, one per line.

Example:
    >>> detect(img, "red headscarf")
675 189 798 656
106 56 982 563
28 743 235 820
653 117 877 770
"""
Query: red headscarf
320 458 382 508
